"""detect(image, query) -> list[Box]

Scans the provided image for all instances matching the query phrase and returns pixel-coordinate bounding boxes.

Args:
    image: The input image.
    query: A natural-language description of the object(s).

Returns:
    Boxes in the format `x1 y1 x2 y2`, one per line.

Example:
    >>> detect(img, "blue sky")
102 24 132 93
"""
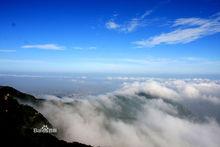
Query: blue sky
0 0 220 74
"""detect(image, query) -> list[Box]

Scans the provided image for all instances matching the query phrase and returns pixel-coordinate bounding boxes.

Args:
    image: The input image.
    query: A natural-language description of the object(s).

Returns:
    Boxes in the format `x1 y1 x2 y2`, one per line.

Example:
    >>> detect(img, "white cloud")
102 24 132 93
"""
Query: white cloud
0 73 42 78
117 79 220 104
133 13 220 47
0 49 16 53
0 59 45 64
140 10 153 19
120 18 140 33
34 78 220 147
88 46 97 50
106 76 150 81
21 43 65 50
105 21 120 29
106 10 152 33
70 76 87 84
73 46 97 50
172 18 209 27
118 80 180 100
40 95 75 102
105 77 220 104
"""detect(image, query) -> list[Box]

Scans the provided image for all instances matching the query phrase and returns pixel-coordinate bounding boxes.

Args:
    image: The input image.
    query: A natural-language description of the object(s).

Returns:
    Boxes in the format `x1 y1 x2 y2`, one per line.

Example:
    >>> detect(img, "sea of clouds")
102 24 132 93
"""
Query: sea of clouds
35 78 220 147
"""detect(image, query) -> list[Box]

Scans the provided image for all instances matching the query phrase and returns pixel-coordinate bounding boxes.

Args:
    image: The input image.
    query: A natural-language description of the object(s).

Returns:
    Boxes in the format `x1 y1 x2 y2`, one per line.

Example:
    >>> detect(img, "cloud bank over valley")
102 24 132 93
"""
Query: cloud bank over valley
33 78 220 147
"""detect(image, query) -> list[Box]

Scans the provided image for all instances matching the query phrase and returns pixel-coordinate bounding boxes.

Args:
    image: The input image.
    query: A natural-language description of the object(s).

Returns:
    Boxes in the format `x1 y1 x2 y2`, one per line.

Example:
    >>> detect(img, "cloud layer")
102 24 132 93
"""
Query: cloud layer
34 78 220 147
117 78 220 104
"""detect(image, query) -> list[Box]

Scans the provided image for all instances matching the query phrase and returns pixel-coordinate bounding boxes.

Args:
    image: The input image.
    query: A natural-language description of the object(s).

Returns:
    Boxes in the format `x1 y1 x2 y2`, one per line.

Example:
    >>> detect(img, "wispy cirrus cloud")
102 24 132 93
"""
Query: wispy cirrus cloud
21 43 65 50
133 13 220 47
73 46 97 50
0 59 45 64
105 10 153 33
0 49 16 53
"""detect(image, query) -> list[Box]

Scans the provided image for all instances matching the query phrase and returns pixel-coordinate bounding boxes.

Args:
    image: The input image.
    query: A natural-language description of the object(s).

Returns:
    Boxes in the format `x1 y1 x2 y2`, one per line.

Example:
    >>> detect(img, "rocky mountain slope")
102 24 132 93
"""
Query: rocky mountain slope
0 86 92 147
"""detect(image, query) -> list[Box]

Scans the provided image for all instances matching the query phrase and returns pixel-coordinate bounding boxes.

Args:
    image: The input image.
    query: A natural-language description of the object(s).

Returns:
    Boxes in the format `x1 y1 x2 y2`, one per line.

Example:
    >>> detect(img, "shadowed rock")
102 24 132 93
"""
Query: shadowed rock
0 86 93 147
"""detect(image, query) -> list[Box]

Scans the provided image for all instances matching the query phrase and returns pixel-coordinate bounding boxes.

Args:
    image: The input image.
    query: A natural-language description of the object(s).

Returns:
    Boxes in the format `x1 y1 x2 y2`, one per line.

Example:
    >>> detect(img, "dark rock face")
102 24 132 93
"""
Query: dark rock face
0 86 92 147
0 86 37 102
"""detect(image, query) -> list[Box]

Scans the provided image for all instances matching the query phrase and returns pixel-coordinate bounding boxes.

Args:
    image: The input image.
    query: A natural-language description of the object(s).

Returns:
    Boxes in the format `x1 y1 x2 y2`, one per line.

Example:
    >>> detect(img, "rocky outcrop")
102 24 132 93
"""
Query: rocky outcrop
0 86 92 147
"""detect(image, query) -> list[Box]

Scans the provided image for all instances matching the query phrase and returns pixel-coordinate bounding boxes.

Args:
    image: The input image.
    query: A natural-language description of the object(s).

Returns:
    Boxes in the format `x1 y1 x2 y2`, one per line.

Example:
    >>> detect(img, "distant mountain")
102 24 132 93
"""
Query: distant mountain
0 86 92 147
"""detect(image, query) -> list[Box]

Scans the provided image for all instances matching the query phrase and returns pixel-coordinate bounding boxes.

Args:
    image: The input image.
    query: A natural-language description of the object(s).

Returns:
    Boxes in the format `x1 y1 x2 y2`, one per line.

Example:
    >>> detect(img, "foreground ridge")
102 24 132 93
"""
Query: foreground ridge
0 86 93 147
